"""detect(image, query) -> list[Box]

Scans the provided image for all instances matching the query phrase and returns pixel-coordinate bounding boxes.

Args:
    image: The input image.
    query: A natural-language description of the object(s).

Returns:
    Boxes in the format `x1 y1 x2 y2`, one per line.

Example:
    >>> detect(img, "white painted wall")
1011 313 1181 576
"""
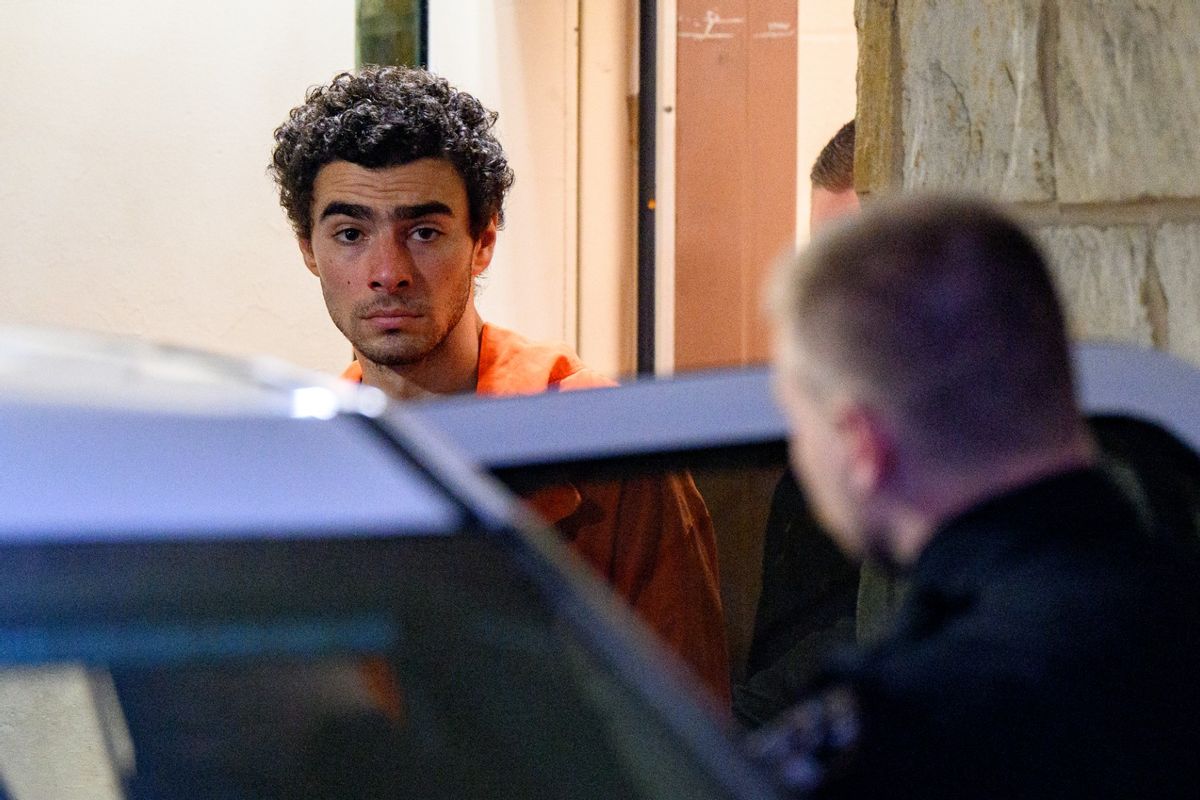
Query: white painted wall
0 0 356 374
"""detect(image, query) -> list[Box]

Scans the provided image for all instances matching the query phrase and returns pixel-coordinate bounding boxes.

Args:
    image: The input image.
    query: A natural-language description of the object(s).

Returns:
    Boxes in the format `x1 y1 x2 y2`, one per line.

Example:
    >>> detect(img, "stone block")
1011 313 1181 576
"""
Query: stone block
1037 225 1154 346
855 0 902 194
1057 2 1200 202
1153 223 1200 365
898 0 1053 200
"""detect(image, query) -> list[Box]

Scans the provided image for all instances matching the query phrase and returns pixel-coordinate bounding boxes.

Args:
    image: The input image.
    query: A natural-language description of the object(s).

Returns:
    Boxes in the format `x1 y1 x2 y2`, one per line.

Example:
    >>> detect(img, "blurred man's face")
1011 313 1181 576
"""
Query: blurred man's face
792 184 866 557
773 343 869 559
810 186 860 233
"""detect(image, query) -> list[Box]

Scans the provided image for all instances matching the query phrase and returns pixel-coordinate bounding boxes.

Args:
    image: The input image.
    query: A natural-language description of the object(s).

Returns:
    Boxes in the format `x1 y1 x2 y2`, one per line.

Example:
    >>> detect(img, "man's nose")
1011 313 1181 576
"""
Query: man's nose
367 233 414 292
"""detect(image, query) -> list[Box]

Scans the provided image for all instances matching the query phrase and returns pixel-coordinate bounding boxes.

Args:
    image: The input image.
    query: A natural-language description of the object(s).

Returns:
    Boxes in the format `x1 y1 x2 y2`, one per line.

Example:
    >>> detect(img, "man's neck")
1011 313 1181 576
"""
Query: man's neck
357 313 485 400
887 432 1098 565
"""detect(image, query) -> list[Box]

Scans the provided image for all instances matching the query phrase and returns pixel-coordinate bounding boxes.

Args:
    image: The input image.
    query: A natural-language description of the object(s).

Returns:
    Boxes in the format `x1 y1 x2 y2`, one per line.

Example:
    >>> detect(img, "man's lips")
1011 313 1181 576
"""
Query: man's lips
363 307 423 320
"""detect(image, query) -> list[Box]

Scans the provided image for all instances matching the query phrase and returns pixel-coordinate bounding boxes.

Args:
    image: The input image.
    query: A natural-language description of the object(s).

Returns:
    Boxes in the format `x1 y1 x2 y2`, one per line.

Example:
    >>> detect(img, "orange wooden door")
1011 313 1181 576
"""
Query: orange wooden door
674 1 798 371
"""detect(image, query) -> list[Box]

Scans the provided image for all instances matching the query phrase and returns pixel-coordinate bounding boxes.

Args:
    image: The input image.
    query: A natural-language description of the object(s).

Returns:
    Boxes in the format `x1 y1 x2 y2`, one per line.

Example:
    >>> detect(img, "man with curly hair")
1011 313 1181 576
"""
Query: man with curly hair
270 66 730 702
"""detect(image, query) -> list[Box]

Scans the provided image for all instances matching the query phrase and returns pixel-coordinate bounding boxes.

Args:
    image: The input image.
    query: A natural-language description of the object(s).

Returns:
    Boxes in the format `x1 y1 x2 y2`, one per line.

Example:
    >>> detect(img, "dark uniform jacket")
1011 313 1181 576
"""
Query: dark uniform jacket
734 470 858 727
750 468 1200 799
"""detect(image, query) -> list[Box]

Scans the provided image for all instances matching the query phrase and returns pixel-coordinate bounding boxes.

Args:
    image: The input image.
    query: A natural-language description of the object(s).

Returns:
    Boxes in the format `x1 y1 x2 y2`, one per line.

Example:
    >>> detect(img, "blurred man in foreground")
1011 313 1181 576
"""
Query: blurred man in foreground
269 66 728 701
752 194 1200 797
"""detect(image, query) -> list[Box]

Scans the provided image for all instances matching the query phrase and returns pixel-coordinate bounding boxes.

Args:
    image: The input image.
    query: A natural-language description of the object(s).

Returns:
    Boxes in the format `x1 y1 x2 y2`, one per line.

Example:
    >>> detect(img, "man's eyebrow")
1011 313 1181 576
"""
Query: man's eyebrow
319 202 373 222
317 201 454 223
394 201 454 220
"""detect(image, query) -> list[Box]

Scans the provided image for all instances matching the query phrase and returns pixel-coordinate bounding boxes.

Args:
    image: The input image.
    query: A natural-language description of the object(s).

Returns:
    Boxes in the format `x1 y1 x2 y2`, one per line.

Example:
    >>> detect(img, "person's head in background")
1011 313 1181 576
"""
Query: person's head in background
809 120 859 233
769 194 1095 566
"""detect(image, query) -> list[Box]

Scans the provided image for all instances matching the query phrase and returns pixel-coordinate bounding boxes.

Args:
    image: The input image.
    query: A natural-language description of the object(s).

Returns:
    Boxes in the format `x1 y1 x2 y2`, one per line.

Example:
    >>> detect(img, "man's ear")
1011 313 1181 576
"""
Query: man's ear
835 402 894 500
298 237 319 277
471 216 499 277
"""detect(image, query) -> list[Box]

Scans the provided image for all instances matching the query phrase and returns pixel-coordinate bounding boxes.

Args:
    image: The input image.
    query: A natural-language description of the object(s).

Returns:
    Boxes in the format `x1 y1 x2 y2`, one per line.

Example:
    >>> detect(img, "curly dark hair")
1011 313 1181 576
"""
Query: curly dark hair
270 65 514 240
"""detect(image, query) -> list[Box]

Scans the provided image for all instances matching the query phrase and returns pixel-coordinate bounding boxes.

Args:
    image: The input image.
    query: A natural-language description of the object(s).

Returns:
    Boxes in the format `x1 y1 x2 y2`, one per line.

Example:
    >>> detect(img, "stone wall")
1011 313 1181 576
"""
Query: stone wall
854 0 1200 365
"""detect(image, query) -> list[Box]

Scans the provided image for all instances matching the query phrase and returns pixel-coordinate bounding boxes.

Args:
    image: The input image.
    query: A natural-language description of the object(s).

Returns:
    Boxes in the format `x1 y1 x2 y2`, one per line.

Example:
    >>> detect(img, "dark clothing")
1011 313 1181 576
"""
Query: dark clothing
741 416 1200 732
1089 414 1200 544
744 472 860 675
734 470 858 727
851 415 1200 649
751 468 1200 799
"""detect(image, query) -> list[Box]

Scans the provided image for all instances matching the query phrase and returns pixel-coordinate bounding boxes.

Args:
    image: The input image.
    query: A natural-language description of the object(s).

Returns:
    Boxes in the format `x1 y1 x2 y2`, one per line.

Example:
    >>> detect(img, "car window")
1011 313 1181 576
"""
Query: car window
0 534 768 799
408 347 1200 729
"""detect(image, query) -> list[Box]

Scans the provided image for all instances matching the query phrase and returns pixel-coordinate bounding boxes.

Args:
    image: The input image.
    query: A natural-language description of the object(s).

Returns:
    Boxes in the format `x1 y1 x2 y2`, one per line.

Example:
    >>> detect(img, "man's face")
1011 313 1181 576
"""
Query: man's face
774 343 870 559
299 158 495 368
809 186 860 234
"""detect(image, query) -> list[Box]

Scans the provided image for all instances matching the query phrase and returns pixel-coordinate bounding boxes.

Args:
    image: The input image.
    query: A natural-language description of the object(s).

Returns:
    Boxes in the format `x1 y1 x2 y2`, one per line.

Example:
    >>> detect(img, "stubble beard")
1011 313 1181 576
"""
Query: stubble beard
340 262 474 369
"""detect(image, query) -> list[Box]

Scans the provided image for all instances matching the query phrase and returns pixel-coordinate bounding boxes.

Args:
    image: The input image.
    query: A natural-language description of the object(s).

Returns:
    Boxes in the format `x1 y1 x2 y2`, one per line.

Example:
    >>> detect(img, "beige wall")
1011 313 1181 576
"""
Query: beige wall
578 0 639 378
0 0 357 374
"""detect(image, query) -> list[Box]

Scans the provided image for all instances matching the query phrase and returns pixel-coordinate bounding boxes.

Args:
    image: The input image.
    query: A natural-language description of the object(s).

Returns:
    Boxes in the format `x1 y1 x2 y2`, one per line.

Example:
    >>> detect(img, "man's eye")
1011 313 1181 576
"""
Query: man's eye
335 228 363 243
411 227 440 242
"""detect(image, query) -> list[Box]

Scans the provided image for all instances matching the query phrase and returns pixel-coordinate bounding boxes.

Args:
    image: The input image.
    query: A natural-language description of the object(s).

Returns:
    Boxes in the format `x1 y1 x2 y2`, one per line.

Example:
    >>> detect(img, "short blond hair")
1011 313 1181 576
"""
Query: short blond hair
771 194 1081 468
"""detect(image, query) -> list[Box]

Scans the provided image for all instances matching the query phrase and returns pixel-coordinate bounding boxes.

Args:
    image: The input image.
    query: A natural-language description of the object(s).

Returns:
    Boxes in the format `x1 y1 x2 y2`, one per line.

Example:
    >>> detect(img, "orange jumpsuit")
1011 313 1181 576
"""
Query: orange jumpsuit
344 323 731 703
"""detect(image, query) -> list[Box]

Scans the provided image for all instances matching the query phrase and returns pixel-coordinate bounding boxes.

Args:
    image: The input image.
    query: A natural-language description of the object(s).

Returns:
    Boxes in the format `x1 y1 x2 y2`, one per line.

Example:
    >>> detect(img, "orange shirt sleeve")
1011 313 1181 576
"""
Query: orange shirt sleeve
536 472 732 706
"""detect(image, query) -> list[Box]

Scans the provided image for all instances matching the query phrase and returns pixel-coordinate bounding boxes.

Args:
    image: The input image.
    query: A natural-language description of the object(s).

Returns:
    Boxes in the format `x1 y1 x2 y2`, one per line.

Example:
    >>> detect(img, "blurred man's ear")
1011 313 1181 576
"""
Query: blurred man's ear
836 401 894 502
